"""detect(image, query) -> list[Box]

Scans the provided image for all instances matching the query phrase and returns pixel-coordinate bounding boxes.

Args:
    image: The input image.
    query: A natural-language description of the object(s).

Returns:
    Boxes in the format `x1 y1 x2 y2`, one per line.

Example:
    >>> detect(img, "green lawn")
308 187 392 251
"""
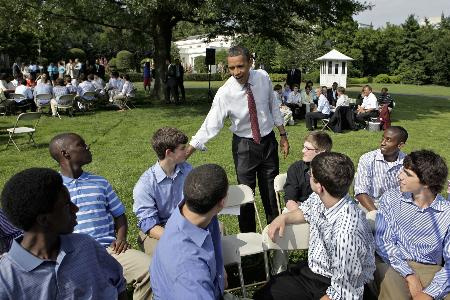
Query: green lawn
1 82 449 249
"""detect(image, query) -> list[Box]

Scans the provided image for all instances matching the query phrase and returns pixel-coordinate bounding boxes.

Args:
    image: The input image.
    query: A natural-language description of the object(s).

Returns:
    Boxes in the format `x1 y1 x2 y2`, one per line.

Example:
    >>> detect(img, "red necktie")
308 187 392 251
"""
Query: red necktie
245 83 261 144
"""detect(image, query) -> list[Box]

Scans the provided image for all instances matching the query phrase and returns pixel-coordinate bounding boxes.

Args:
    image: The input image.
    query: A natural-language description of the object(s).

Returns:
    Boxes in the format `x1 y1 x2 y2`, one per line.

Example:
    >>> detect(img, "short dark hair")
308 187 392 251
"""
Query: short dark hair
123 74 130 81
364 84 372 92
310 152 355 198
337 86 345 94
151 127 188 160
228 46 251 62
403 150 448 195
49 132 80 163
111 71 119 78
305 131 333 152
87 74 94 81
20 79 27 85
292 84 299 88
274 84 282 91
1 168 64 231
387 126 408 144
56 78 65 86
381 87 388 93
184 164 228 214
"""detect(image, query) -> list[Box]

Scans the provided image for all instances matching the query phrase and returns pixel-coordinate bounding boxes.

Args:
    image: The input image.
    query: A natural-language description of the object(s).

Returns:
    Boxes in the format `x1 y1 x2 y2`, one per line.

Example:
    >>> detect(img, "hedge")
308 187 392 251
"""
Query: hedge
303 71 320 83
375 74 390 84
67 48 86 60
184 73 229 81
116 50 134 71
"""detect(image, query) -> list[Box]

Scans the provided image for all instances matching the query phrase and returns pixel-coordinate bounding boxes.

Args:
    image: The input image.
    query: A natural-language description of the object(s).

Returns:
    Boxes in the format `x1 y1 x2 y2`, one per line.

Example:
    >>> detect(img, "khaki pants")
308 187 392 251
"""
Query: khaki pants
107 247 152 300
374 257 450 299
138 231 159 257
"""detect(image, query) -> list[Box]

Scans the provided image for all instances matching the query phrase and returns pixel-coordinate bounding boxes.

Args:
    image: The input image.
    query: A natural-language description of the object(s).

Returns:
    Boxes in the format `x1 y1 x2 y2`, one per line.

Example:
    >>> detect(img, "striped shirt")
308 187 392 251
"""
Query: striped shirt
0 210 22 254
0 234 126 299
375 188 450 299
300 193 375 300
354 149 405 205
61 172 125 247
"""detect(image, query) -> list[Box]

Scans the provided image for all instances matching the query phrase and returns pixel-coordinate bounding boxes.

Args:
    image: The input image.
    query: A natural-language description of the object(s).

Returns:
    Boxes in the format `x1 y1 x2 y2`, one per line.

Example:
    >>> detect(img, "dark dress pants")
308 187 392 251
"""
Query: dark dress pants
355 110 379 124
305 112 328 129
176 78 185 100
253 262 331 300
232 131 279 233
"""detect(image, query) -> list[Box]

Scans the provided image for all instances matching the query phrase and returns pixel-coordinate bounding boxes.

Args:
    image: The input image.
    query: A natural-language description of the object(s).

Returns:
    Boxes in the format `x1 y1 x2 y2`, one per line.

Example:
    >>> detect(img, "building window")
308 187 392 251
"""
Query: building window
342 62 346 74
328 61 332 74
335 63 339 74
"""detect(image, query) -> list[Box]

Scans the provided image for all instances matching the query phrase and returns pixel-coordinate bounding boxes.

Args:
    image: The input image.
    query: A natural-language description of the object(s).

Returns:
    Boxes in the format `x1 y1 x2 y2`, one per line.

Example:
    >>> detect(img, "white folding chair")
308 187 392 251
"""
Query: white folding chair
222 237 246 296
321 118 331 131
56 94 75 118
274 173 287 215
35 93 52 113
262 223 310 277
220 184 269 297
6 112 42 151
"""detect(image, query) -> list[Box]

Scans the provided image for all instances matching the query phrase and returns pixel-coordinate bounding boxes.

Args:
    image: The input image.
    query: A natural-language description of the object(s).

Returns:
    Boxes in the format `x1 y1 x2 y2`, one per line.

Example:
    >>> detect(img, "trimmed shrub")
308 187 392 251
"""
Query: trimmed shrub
375 74 390 84
303 71 320 83
269 73 287 83
184 73 223 81
389 75 402 84
116 50 134 71
108 58 117 71
194 56 207 73
67 48 86 60
348 77 369 84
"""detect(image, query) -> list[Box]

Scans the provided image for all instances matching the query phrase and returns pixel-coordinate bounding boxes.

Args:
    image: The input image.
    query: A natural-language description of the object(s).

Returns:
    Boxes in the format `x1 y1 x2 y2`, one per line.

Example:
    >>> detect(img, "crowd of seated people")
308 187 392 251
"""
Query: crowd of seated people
0 58 137 115
0 124 449 299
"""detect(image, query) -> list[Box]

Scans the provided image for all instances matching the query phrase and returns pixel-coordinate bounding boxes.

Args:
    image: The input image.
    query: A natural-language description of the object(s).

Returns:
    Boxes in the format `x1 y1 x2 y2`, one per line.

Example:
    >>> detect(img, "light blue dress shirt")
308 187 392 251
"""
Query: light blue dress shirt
150 204 224 300
133 161 192 234
317 94 331 115
0 234 126 300
375 188 450 299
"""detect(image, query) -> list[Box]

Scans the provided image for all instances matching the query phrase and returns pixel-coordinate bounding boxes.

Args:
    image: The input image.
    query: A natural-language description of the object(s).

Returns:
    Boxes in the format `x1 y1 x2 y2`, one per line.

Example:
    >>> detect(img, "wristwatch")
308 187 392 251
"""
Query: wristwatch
280 132 288 137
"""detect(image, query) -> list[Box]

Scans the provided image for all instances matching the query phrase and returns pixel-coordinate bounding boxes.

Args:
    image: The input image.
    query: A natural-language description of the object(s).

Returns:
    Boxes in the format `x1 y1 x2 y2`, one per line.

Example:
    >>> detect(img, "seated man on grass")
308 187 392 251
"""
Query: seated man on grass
374 150 450 299
133 127 192 256
284 131 332 211
150 164 228 299
254 152 375 300
0 168 127 299
355 126 408 212
305 87 331 131
49 133 151 300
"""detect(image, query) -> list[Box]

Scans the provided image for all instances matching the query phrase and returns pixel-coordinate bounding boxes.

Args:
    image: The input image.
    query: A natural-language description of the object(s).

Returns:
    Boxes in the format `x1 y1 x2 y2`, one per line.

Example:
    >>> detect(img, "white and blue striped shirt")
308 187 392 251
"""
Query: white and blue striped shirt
354 149 406 205
375 188 450 299
62 172 125 247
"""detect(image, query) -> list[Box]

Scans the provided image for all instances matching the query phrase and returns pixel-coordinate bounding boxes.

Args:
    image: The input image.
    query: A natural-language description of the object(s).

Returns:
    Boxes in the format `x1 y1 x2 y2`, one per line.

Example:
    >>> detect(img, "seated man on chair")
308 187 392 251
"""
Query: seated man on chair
355 84 378 127
305 87 331 131
133 127 192 256
49 133 152 300
284 131 332 211
355 126 408 212
150 164 228 299
374 150 450 299
254 152 375 300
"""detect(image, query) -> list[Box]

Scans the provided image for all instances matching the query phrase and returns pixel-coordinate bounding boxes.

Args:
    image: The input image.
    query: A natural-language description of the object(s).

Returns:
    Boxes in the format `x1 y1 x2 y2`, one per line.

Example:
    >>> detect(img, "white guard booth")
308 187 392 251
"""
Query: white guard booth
315 49 353 88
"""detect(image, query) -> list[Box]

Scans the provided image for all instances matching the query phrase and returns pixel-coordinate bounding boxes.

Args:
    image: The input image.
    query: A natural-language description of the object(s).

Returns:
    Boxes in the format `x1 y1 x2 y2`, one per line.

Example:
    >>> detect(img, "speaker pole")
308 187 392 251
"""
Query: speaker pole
208 64 213 102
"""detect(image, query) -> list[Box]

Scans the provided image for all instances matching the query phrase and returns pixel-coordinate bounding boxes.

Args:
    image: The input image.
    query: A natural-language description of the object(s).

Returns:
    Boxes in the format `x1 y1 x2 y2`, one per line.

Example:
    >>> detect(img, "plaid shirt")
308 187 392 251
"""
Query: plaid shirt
0 209 22 254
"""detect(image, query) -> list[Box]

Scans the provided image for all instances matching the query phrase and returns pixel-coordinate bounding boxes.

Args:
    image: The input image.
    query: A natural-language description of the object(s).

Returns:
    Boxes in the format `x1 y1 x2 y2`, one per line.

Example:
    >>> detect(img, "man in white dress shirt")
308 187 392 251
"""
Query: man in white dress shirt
186 45 289 233
356 84 379 126
255 152 375 300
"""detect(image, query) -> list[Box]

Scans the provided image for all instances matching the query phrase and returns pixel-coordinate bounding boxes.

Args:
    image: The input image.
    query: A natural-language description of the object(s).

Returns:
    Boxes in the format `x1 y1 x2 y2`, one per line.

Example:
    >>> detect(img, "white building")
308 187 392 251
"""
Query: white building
315 49 353 88
174 35 232 73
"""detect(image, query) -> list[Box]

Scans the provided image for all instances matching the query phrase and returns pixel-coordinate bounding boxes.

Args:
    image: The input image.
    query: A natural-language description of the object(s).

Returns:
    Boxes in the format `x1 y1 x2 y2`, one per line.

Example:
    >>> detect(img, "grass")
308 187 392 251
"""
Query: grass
1 81 449 287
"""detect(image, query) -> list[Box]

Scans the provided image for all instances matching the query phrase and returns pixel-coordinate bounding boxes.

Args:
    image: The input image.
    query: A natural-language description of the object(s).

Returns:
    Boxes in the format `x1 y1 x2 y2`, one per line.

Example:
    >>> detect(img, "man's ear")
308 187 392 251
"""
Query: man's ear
398 142 405 150
61 149 70 160
36 213 50 228
218 197 226 212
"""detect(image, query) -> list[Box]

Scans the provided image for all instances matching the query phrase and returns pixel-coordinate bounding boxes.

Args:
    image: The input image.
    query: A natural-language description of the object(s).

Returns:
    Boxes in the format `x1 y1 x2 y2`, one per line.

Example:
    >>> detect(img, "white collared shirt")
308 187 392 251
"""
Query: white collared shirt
317 94 331 115
362 92 378 109
300 193 375 300
190 69 283 150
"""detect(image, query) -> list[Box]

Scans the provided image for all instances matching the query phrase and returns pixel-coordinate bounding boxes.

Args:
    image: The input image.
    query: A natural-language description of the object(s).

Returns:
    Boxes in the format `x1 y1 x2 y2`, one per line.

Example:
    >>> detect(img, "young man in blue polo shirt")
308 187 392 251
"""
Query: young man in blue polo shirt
133 127 192 256
150 164 228 299
49 133 151 300
0 168 127 300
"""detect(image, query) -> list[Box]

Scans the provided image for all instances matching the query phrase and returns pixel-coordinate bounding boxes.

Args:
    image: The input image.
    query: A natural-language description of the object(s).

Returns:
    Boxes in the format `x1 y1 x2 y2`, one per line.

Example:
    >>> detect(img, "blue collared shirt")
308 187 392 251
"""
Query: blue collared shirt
150 204 224 300
0 234 126 300
61 172 125 247
355 149 406 205
0 209 22 254
317 94 331 115
375 188 450 299
133 161 192 234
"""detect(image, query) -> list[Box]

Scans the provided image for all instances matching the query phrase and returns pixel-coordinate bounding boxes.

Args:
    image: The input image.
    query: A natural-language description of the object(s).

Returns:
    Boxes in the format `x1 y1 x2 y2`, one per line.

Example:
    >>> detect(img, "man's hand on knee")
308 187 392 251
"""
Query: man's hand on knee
406 274 424 297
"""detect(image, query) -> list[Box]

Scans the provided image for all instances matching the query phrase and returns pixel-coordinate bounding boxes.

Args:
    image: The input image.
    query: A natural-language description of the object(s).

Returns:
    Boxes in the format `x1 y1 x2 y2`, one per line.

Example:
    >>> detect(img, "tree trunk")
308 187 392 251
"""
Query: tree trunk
151 16 173 100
